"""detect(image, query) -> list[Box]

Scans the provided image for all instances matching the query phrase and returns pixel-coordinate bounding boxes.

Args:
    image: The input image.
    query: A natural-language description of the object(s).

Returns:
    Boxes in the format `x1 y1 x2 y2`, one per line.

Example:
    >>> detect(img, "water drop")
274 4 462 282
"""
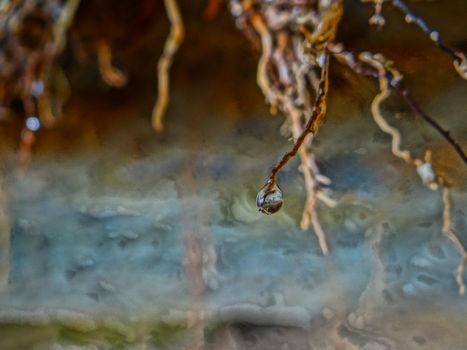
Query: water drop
256 182 283 215
25 116 40 132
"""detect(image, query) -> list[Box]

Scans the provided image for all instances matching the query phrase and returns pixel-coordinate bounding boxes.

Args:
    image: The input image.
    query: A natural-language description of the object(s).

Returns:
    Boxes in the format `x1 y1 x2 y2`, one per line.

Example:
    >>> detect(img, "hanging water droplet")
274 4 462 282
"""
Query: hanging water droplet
256 182 283 215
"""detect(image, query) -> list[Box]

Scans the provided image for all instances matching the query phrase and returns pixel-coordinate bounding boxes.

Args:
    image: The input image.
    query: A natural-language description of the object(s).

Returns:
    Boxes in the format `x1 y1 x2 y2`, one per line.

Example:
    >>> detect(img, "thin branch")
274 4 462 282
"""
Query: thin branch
392 0 459 62
396 88 467 165
332 47 467 165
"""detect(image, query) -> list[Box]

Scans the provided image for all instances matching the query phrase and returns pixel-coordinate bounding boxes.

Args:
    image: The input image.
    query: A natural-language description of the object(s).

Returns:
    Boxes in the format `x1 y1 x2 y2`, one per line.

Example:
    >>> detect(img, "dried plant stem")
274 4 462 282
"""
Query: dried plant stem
441 187 466 296
152 0 185 132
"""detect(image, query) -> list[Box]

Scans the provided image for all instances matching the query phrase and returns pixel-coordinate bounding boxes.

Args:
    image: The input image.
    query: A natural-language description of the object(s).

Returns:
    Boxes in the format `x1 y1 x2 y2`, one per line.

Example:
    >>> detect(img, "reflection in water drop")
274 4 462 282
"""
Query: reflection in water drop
256 182 283 215
25 116 40 132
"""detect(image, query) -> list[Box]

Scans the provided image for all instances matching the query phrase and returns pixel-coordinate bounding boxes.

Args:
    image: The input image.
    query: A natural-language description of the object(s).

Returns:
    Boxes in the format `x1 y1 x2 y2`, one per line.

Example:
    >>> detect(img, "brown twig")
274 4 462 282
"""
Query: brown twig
266 52 330 191
396 88 467 165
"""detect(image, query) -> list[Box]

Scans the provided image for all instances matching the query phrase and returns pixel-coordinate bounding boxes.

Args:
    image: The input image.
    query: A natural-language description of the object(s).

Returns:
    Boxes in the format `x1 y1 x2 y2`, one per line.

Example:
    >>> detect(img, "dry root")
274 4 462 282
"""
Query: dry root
97 41 127 88
250 14 278 112
152 0 185 133
359 54 413 163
